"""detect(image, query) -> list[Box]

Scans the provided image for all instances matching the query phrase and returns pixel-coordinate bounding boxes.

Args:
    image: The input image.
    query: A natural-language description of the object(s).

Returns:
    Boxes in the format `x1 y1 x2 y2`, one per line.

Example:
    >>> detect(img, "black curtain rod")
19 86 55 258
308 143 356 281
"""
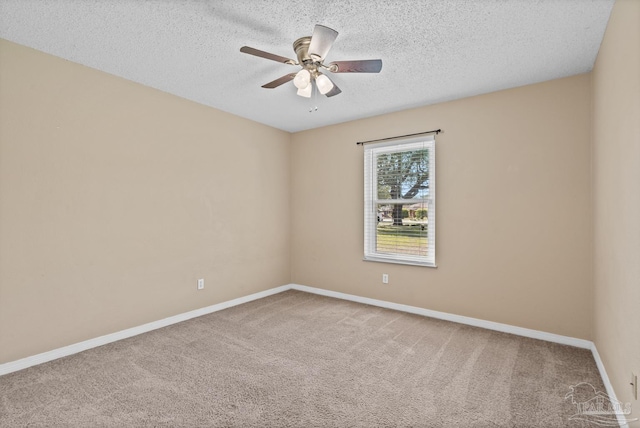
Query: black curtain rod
356 129 442 145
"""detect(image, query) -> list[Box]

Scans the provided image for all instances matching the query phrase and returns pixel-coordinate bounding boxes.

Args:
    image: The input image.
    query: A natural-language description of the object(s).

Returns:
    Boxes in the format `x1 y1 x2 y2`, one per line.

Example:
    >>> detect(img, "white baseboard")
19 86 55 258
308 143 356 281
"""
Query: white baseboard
1 280 620 426
590 344 630 427
290 284 592 348
0 284 290 376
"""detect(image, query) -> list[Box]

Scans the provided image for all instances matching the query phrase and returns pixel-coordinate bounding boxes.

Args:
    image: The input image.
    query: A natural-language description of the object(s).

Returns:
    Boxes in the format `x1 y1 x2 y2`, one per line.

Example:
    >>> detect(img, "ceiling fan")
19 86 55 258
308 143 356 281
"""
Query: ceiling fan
240 24 382 98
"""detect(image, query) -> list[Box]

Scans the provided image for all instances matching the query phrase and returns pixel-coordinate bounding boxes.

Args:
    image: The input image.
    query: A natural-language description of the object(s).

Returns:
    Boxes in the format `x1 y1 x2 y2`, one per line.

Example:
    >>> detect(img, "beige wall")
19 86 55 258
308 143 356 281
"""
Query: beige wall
0 39 291 364
291 74 593 340
592 0 640 417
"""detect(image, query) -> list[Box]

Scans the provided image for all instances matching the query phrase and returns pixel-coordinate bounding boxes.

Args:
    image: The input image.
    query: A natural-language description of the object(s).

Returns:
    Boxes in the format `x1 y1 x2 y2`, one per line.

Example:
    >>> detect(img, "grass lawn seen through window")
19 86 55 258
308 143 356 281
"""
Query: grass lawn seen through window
376 223 427 256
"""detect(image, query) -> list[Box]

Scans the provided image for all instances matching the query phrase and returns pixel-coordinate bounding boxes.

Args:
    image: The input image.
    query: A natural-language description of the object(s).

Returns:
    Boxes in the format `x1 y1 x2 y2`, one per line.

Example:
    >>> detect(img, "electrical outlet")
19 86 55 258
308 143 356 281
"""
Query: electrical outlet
382 274 389 284
632 372 638 400
197 278 204 290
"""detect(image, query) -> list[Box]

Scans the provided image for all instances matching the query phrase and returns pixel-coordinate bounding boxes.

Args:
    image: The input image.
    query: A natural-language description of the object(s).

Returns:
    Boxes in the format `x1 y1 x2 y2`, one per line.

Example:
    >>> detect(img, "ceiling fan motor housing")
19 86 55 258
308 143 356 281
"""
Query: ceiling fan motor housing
293 37 312 63
293 36 324 75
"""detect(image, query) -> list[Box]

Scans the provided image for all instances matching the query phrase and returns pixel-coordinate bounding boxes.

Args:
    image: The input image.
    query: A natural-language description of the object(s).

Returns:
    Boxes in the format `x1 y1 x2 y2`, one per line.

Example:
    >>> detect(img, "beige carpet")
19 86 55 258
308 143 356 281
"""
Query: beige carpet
1 290 606 427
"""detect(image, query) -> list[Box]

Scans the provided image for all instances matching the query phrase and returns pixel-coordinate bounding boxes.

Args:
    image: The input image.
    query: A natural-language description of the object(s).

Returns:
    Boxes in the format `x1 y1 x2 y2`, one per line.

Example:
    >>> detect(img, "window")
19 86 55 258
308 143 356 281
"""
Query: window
364 135 436 267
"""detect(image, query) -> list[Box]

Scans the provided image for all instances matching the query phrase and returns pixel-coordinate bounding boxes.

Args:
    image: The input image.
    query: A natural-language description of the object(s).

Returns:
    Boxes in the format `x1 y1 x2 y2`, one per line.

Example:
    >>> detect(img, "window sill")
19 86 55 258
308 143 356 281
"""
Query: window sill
363 256 437 268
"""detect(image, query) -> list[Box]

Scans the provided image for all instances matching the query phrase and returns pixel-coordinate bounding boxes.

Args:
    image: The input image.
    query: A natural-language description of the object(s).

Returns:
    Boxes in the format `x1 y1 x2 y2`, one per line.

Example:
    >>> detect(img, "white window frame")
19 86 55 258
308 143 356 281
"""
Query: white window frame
364 135 436 267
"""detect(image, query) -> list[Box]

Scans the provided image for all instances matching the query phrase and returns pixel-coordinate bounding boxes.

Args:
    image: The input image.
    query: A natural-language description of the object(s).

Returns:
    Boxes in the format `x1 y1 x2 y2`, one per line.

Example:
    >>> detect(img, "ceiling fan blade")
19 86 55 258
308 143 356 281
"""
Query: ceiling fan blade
261 73 297 89
240 46 296 65
325 83 342 98
328 59 383 73
308 24 338 60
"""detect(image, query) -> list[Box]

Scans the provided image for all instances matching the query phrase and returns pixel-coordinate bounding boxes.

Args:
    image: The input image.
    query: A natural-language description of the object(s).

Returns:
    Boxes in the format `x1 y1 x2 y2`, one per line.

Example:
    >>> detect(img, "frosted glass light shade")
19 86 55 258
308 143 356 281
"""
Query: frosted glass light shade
297 83 312 97
293 69 311 89
315 74 334 95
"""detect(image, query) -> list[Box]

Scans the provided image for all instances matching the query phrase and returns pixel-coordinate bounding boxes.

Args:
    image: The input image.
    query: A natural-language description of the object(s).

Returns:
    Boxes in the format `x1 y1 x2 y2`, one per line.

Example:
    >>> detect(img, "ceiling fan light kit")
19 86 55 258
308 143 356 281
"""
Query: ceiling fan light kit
240 24 382 98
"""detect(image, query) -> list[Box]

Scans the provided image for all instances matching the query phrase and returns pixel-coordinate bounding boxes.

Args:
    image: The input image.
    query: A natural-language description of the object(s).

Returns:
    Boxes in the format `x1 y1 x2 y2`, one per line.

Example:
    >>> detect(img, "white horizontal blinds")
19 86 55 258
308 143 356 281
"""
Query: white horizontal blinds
426 137 436 262
363 147 377 256
364 135 435 266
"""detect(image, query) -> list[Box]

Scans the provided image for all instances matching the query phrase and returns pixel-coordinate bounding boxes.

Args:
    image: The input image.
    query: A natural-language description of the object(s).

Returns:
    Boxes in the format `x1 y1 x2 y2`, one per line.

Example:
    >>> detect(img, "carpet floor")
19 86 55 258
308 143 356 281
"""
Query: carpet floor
1 290 607 427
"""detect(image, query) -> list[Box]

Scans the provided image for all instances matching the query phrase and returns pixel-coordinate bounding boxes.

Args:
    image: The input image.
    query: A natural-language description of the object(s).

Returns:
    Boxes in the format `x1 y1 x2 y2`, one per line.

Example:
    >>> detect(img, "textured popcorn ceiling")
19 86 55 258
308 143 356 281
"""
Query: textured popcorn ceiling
0 0 614 132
